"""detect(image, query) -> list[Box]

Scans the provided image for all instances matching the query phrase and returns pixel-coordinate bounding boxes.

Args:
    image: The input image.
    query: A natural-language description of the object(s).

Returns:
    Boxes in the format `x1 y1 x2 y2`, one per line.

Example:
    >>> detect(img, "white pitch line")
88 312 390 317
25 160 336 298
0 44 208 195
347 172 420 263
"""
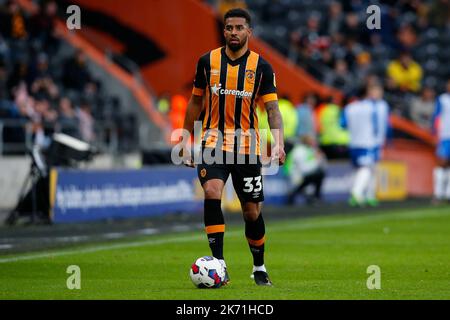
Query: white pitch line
278 208 450 232
0 208 447 264
0 235 204 264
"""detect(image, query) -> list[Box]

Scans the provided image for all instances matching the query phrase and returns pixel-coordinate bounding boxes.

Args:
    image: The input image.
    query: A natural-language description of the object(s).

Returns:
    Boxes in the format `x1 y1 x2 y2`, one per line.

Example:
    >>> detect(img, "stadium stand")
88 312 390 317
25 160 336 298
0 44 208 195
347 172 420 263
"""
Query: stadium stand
226 0 450 119
0 0 144 155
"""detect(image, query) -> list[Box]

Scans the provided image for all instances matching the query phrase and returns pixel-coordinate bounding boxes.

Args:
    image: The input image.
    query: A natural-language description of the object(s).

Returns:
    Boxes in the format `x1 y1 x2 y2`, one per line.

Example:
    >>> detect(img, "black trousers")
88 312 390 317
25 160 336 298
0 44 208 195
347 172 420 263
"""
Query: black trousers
287 168 325 204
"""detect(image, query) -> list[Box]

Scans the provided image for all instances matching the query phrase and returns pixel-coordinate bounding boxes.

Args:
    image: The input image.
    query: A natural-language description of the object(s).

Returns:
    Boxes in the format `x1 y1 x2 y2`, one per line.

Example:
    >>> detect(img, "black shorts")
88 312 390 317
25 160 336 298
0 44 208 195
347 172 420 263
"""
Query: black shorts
196 149 264 203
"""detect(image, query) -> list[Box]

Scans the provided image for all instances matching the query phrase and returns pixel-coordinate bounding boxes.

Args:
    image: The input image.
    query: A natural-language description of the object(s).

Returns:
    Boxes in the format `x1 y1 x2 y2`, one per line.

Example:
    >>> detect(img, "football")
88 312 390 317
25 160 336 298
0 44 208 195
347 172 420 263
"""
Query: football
189 256 225 288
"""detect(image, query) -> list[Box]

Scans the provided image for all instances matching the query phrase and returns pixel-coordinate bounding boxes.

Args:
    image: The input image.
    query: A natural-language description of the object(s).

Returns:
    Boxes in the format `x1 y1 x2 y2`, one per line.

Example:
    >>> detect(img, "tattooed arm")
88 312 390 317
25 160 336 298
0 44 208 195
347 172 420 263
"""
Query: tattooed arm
265 100 286 165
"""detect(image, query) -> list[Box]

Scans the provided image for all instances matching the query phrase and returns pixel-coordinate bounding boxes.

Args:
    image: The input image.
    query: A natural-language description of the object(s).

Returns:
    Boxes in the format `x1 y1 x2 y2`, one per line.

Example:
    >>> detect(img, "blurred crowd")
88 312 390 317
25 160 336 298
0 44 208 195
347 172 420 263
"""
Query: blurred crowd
224 0 449 128
0 0 136 155
162 0 450 158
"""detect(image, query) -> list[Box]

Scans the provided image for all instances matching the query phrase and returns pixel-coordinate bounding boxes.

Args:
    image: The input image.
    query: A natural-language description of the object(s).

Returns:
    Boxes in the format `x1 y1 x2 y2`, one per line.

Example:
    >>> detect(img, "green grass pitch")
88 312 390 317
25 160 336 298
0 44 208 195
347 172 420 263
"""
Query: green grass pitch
1 206 449 299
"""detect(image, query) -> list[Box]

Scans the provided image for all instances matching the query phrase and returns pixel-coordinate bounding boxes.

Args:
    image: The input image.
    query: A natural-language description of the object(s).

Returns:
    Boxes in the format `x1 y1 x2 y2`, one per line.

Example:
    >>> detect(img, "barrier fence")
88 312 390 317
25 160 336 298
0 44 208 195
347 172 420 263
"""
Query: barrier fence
47 161 407 224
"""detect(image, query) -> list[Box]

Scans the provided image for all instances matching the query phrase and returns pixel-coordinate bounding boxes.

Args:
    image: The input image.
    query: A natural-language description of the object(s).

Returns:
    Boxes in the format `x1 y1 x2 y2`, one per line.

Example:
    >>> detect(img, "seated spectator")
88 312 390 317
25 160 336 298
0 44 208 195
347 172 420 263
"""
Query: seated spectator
396 23 418 51
31 77 58 101
0 0 28 39
324 59 354 96
77 100 95 143
57 96 80 138
32 94 57 148
0 0 134 155
27 52 52 85
285 135 327 205
0 58 7 99
0 35 11 69
0 0 29 64
62 50 92 91
354 51 373 85
325 1 344 42
386 51 423 93
28 0 59 55
82 79 104 118
338 12 363 44
409 86 436 130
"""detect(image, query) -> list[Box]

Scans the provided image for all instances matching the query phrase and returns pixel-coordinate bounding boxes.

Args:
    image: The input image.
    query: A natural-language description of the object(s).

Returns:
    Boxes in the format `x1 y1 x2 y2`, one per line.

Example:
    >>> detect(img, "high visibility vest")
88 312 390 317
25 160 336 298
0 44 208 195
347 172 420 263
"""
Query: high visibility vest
315 103 349 146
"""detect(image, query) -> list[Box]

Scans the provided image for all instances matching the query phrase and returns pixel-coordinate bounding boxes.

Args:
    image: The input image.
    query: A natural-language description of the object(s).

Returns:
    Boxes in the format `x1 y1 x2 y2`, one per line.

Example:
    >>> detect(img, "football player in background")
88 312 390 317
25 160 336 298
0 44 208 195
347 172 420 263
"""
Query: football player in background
341 84 390 207
432 79 450 203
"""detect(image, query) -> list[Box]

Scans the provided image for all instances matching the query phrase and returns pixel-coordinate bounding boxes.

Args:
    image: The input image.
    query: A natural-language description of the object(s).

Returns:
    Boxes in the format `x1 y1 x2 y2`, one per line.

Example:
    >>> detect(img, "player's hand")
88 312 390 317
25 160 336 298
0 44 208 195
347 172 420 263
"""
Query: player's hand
180 146 195 168
271 144 286 165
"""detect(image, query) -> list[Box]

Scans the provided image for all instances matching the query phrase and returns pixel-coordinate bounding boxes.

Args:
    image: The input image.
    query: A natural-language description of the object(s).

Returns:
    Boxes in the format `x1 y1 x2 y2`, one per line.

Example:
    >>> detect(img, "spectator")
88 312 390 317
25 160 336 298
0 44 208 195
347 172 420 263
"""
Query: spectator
0 0 29 64
320 47 335 69
29 0 59 55
410 86 436 129
82 80 104 118
289 11 328 69
0 59 7 99
386 51 423 93
0 0 135 155
303 12 323 49
339 12 360 39
278 96 298 154
0 0 28 41
325 1 344 42
384 89 410 117
32 95 57 148
57 96 80 138
0 35 11 68
77 100 95 143
29 53 59 100
354 51 373 85
295 92 317 140
324 59 354 95
314 96 349 159
62 50 93 91
27 52 52 85
396 23 418 51
285 135 326 205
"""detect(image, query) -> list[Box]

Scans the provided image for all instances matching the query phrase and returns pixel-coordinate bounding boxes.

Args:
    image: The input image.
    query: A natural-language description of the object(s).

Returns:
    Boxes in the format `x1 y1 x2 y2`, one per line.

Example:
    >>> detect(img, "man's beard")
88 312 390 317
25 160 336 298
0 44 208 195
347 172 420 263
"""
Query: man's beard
227 37 246 52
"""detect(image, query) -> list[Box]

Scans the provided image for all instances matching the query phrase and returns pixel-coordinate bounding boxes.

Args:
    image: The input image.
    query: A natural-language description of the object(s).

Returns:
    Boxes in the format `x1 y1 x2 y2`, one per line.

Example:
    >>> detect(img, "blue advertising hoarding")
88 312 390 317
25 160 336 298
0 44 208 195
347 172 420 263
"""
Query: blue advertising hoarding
50 162 354 223
50 166 202 223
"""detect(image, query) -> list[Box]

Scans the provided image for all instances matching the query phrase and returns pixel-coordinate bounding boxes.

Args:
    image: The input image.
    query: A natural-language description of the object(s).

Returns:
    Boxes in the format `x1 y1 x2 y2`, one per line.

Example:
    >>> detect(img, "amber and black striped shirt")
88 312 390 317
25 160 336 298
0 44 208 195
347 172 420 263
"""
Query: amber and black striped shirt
192 47 277 155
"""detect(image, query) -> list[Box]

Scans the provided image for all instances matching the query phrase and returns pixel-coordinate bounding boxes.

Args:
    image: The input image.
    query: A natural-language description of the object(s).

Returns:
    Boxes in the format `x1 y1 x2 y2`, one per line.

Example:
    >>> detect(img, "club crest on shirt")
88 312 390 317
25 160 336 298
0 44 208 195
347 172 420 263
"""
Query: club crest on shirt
200 168 207 178
245 70 255 84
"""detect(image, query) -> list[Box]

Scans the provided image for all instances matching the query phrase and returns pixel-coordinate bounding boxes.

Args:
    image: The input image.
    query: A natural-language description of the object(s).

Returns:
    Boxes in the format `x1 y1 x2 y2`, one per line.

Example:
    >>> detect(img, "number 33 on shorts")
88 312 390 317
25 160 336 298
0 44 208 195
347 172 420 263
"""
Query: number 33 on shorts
243 176 262 193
